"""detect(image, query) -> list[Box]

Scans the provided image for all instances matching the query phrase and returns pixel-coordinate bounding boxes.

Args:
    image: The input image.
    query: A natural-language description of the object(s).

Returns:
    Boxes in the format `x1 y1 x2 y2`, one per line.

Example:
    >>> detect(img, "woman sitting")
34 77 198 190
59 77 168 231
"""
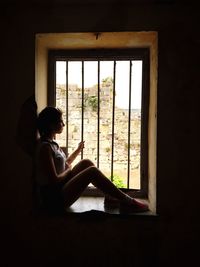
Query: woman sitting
35 106 149 214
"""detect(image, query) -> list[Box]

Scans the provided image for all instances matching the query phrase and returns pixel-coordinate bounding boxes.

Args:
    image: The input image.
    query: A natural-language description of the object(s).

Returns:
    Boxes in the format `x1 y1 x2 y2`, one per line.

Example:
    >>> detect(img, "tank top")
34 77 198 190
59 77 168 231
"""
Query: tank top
35 139 67 186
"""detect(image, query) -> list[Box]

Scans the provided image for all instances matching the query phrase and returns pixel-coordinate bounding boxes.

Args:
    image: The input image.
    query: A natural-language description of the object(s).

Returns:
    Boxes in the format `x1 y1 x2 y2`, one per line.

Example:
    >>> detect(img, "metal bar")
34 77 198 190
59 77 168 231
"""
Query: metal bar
66 61 69 157
81 61 84 159
111 61 116 182
97 61 100 168
127 60 133 188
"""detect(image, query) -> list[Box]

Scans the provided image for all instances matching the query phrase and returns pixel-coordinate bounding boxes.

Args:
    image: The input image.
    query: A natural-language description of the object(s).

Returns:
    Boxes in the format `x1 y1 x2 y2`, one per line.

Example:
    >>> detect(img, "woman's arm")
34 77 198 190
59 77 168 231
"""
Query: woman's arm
39 144 72 183
66 141 85 165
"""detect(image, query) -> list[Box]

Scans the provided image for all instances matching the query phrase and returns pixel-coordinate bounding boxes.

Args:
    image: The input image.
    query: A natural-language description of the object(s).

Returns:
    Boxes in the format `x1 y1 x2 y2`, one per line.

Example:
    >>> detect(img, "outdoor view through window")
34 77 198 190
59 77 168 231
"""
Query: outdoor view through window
55 60 142 189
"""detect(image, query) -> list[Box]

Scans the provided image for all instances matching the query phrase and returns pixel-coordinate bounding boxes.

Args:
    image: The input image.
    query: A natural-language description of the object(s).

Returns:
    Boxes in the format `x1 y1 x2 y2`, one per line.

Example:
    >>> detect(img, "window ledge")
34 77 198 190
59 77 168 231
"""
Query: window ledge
65 196 157 217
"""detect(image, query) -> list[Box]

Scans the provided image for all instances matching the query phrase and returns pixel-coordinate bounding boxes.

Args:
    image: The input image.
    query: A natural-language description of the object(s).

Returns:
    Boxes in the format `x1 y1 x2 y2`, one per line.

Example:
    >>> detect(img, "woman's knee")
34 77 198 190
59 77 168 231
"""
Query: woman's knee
84 165 99 177
80 159 95 168
71 159 95 177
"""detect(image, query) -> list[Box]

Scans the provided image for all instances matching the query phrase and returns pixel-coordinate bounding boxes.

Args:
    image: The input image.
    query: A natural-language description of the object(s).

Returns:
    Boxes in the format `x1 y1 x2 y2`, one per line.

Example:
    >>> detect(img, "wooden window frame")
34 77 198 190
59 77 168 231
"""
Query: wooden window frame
48 48 150 198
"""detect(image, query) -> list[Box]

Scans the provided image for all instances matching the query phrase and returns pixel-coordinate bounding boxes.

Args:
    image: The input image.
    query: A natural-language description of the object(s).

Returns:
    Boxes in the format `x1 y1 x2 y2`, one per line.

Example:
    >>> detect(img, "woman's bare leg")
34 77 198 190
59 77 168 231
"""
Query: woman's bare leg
62 165 131 208
70 159 95 177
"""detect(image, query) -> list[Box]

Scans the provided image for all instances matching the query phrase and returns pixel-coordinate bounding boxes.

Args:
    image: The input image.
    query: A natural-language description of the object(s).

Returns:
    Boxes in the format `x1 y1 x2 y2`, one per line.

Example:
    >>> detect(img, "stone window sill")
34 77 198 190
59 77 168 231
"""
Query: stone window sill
65 196 156 217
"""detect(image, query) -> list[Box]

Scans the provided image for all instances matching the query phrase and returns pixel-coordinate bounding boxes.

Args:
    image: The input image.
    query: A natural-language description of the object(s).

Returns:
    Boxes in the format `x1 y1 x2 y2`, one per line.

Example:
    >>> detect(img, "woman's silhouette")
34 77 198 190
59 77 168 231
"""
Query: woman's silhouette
35 106 149 214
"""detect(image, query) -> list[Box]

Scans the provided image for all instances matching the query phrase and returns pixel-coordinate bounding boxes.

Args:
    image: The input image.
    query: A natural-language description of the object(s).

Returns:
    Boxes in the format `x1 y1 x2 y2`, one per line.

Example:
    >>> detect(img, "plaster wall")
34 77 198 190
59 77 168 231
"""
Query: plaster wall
1 2 199 267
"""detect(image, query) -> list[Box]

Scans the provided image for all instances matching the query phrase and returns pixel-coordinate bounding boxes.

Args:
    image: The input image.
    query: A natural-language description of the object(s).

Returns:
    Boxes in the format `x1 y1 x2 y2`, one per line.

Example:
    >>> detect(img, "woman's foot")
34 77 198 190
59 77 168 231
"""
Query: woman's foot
104 194 120 208
120 198 149 213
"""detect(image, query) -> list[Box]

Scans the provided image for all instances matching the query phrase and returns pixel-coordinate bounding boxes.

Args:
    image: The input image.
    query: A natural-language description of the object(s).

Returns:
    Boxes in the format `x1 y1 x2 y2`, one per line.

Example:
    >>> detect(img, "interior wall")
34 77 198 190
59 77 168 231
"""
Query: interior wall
1 2 199 267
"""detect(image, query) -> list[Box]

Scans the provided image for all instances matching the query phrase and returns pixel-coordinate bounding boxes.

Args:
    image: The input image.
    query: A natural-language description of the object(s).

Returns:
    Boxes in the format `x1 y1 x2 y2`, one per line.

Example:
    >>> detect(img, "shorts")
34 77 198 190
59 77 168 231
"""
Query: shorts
39 182 65 214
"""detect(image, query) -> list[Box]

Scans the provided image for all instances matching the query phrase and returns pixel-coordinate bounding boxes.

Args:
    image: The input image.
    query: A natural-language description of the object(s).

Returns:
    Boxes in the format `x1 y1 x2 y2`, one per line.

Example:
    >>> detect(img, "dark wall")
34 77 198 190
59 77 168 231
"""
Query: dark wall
1 2 199 266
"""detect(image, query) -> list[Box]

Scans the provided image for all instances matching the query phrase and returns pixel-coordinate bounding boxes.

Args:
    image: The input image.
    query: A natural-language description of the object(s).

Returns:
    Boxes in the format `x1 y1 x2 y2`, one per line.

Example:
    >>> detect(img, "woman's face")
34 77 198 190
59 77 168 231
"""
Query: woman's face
52 116 65 134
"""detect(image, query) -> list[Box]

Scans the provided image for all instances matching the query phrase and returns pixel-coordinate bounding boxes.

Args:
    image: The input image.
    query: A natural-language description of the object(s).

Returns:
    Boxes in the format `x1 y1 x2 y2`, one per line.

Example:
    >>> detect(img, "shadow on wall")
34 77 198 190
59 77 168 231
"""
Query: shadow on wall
16 94 39 157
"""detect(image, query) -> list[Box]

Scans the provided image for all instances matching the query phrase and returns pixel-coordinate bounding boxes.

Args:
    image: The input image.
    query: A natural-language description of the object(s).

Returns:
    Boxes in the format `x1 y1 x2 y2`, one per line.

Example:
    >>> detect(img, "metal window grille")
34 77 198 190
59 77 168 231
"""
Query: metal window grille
48 49 149 197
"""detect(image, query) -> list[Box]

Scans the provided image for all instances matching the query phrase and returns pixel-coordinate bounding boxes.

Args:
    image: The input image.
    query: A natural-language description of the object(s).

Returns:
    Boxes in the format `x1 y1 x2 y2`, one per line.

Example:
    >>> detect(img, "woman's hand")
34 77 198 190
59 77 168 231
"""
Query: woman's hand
65 162 72 170
77 141 85 152
66 141 85 165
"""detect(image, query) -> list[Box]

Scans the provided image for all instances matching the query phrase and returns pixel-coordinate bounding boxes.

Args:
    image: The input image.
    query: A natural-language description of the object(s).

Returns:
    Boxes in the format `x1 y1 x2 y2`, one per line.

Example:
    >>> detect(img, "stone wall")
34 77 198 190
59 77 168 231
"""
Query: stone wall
56 82 141 188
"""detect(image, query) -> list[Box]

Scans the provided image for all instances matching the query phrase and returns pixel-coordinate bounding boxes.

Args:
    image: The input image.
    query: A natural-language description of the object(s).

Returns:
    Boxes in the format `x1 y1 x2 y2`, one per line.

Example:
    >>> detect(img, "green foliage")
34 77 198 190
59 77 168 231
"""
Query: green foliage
124 143 135 150
73 126 78 133
110 174 126 188
85 95 98 112
105 147 111 153
102 76 113 84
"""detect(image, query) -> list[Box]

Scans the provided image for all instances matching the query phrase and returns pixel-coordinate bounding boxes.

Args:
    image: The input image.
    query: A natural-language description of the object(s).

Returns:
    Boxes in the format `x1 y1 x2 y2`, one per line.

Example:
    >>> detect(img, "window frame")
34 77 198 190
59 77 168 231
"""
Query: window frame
48 48 150 198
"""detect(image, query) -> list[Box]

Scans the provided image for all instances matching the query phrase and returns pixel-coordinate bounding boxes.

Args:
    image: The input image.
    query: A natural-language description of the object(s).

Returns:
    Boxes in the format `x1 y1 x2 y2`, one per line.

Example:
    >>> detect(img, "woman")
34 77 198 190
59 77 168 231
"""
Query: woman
35 107 148 214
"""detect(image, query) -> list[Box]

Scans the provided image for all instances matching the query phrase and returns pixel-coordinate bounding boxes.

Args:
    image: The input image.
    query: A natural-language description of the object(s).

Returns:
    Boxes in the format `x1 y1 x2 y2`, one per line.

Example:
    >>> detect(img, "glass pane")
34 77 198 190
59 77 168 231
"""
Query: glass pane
56 61 66 147
130 60 142 189
55 59 143 189
114 61 130 188
83 61 98 165
99 61 114 179
67 61 82 165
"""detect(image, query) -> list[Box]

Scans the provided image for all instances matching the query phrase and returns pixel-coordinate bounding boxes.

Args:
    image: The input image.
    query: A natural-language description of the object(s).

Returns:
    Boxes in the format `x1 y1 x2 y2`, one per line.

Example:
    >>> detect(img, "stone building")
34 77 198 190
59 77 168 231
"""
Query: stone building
56 81 141 188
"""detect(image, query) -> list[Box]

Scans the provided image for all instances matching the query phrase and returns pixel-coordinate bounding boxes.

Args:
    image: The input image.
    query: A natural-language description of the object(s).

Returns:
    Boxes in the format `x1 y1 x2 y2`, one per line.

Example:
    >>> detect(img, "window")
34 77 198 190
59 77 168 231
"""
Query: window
48 48 150 198
36 32 157 211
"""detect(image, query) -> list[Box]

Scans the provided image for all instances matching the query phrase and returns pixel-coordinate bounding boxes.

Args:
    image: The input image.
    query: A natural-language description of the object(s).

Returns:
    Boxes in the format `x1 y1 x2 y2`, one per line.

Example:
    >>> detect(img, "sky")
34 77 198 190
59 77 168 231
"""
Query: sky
56 60 142 109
